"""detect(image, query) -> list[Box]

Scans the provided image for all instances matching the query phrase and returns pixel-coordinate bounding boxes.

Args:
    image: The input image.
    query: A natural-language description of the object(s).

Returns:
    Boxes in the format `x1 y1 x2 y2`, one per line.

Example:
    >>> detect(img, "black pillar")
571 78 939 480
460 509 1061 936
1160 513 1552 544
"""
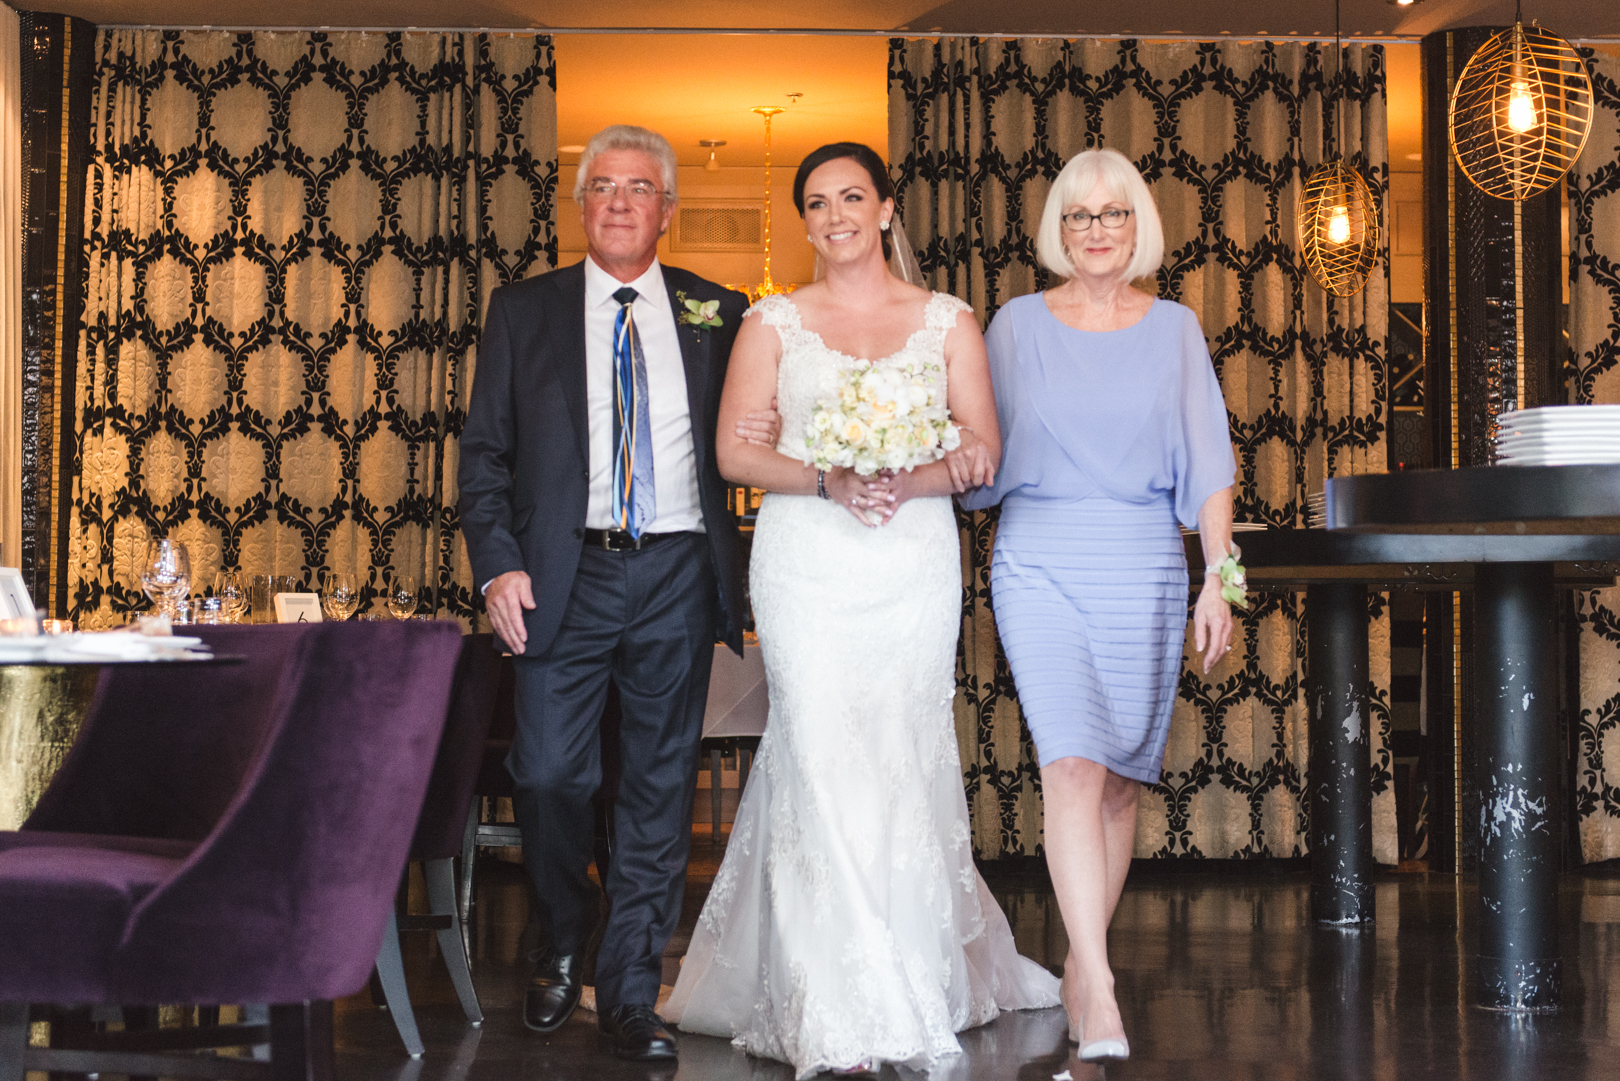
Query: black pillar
1474 562 1561 1011
1418 26 1566 876
18 12 96 616
1307 582 1373 925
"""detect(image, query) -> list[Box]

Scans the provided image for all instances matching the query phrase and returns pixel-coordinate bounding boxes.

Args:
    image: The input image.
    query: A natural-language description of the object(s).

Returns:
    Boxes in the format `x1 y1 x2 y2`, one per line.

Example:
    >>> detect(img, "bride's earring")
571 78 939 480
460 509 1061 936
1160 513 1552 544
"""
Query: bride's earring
807 234 814 243
880 219 891 231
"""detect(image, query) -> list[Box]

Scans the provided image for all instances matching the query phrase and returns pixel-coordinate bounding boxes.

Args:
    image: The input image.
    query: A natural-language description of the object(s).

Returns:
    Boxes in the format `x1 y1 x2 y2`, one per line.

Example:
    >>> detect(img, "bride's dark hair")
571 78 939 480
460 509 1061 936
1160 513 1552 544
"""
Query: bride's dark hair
792 143 895 261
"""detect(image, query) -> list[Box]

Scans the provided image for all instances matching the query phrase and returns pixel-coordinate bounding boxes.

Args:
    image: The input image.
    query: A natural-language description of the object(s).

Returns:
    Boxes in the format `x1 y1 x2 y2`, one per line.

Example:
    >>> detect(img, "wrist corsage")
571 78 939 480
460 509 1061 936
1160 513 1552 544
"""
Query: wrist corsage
1210 543 1249 610
675 291 723 328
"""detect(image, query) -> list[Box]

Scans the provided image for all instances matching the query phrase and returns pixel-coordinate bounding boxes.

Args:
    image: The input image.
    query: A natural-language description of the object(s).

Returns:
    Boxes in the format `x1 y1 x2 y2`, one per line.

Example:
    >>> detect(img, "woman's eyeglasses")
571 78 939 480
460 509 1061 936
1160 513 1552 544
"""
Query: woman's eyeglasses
1060 207 1133 231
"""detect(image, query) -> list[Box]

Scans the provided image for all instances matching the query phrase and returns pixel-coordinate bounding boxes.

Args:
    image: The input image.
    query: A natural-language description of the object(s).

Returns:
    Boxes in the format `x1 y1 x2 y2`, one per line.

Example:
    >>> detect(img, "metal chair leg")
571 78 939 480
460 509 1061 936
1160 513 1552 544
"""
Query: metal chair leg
710 748 723 844
0 1002 27 1081
372 911 424 1058
425 858 483 1026
459 802 479 952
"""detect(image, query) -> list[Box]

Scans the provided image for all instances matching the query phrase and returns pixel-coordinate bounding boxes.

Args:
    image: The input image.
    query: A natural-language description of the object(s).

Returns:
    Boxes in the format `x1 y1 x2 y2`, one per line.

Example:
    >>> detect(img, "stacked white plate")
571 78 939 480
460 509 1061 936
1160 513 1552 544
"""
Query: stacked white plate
1305 490 1328 528
1495 405 1620 466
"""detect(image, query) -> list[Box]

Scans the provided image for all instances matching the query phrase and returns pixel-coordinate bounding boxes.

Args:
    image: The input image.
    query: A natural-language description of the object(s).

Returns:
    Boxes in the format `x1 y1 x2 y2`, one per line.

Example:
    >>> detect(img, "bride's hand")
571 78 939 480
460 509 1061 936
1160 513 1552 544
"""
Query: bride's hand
862 469 922 525
942 427 995 492
822 467 886 527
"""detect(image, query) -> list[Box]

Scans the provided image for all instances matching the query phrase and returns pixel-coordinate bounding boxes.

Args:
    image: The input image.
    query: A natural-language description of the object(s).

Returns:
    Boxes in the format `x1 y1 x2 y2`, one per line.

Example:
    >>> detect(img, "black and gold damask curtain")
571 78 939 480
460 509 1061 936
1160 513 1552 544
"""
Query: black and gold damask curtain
1570 51 1620 864
69 30 556 627
890 37 1393 860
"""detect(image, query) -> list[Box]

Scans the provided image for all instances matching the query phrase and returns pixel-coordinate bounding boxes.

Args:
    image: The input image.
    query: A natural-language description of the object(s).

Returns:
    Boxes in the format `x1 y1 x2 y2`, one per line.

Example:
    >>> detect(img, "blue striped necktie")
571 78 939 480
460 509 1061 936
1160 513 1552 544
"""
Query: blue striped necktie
611 286 656 538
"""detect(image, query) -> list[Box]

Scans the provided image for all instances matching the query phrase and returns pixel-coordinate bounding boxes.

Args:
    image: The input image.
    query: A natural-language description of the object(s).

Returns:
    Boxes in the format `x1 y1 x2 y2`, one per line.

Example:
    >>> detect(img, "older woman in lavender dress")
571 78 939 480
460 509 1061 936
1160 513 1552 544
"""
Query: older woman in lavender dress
960 148 1238 1063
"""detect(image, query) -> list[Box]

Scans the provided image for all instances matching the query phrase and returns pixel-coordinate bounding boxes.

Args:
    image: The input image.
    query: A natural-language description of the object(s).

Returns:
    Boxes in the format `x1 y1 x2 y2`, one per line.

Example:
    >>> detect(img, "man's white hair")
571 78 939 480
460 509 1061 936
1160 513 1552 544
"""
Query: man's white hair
1035 147 1165 283
573 125 679 204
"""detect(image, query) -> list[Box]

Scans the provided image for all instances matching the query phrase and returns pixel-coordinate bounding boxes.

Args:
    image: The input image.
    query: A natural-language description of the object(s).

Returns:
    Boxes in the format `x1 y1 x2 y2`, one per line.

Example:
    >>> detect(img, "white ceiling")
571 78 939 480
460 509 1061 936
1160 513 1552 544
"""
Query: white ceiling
35 0 1620 38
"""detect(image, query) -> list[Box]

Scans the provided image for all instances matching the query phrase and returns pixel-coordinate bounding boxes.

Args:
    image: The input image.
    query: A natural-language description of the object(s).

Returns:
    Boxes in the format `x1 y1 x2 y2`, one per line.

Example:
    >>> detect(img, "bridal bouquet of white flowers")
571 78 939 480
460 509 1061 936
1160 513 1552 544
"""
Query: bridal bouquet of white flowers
806 357 960 476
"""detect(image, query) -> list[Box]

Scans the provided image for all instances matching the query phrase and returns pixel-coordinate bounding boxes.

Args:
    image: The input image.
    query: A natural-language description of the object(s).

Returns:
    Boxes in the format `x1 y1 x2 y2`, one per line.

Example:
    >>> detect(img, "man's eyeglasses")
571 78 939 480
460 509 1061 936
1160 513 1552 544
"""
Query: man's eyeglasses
1060 207 1133 231
585 180 669 201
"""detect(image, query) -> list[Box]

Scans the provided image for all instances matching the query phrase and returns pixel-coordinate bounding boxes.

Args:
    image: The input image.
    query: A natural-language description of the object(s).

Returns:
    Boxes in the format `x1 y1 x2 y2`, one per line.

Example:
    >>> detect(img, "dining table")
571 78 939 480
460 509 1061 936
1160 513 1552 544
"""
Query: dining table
1316 463 1620 1012
0 636 236 830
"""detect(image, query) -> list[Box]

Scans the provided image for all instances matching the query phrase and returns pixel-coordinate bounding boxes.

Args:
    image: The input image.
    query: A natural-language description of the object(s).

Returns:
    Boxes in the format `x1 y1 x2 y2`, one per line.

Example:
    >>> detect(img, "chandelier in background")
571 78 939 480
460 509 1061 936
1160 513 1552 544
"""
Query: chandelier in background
1448 3 1593 202
1297 0 1380 298
747 104 794 302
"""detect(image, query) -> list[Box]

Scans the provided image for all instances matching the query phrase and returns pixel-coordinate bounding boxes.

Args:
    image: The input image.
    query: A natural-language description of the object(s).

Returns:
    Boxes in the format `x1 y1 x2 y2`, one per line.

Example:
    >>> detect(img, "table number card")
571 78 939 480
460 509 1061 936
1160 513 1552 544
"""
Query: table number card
273 593 323 623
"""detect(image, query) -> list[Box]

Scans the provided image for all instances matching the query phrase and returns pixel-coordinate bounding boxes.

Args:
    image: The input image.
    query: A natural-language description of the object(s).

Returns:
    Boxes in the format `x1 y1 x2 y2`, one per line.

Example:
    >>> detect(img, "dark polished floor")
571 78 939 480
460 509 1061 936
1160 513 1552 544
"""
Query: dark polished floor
335 846 1620 1081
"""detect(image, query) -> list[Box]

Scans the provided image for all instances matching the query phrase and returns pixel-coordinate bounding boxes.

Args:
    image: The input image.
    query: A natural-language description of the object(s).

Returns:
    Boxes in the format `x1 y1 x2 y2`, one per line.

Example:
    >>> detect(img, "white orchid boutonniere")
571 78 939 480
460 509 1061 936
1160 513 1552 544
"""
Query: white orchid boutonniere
1213 543 1250 610
675 291 723 329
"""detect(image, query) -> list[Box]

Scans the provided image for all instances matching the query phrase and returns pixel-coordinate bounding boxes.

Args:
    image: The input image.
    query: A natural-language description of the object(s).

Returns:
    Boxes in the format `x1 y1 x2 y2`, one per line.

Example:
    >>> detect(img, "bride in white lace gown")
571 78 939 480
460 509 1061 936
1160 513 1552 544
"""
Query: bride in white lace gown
665 144 1059 1077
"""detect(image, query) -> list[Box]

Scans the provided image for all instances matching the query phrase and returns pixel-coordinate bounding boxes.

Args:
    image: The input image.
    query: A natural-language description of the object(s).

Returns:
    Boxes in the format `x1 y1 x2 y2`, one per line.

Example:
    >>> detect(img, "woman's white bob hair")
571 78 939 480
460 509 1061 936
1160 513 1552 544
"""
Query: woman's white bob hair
1035 148 1164 283
573 125 679 204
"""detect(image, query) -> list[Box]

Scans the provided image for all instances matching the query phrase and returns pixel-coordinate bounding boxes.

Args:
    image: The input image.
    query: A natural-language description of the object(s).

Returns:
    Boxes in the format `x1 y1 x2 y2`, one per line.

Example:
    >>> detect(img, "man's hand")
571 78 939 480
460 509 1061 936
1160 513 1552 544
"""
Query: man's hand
735 397 783 448
485 570 535 651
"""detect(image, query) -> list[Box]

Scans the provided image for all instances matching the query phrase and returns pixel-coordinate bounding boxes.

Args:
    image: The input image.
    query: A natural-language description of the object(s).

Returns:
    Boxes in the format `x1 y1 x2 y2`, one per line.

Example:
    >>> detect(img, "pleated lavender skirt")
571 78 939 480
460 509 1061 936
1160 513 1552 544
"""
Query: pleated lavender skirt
989 493 1188 784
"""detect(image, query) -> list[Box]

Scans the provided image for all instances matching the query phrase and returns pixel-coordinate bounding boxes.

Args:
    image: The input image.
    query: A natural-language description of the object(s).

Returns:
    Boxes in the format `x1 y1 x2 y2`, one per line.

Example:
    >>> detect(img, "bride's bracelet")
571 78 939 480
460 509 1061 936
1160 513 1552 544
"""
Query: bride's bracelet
816 470 829 500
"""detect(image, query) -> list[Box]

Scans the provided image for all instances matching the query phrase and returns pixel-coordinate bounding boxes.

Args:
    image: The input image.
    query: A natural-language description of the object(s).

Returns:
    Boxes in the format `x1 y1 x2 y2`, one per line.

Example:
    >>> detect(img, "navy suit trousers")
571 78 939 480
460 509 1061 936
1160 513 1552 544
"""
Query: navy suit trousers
507 533 716 1010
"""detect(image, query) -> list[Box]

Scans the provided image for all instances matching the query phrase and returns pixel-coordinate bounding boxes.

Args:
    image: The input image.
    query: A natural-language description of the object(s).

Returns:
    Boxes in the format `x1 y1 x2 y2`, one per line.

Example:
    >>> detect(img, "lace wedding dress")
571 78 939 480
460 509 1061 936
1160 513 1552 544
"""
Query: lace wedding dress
665 292 1060 1077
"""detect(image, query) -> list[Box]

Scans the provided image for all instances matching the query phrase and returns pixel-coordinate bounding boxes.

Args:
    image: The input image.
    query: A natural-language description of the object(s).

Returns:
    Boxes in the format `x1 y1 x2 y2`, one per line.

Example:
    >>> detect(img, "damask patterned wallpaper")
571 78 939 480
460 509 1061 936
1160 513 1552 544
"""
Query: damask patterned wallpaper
890 37 1393 860
1569 52 1620 864
69 30 557 626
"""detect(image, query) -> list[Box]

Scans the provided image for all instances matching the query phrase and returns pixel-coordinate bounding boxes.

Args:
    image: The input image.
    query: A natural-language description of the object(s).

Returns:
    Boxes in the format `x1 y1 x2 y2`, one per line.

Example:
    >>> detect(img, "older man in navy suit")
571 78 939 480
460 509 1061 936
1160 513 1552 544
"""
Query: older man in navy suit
459 125 772 1061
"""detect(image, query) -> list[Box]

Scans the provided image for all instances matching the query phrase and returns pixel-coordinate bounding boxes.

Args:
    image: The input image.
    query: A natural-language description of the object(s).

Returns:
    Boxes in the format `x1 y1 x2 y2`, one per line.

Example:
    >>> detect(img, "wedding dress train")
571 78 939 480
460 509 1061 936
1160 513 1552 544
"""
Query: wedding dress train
665 293 1060 1078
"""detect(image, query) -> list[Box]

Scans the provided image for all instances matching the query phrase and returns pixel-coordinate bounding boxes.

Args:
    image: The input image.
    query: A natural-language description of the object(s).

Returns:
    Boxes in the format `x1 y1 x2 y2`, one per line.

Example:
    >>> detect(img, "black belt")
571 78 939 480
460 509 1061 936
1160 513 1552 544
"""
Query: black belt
582 528 682 552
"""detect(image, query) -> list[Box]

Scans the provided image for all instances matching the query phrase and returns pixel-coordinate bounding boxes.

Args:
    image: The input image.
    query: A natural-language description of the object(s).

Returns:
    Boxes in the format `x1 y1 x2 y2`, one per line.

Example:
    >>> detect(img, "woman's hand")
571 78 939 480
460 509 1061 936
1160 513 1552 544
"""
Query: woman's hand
1193 578 1235 674
822 467 887 527
942 426 995 492
860 468 927 525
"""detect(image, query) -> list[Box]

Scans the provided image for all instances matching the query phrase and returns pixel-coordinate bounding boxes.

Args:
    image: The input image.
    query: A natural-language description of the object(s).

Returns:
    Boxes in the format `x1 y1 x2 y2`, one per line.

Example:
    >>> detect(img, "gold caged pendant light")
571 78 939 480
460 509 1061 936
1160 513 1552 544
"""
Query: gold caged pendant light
1298 0 1380 297
1448 2 1594 202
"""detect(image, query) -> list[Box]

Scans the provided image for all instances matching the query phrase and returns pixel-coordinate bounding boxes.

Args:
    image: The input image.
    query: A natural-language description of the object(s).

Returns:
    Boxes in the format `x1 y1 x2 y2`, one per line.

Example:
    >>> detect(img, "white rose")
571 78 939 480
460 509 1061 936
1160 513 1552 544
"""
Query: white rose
841 417 870 447
941 424 962 451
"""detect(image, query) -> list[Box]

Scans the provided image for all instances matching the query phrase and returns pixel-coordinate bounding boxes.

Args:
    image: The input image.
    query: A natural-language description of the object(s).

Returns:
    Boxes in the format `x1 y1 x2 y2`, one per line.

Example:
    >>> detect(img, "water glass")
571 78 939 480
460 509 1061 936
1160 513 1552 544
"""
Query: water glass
214 571 248 623
141 539 191 617
197 596 226 624
321 570 360 622
386 575 418 620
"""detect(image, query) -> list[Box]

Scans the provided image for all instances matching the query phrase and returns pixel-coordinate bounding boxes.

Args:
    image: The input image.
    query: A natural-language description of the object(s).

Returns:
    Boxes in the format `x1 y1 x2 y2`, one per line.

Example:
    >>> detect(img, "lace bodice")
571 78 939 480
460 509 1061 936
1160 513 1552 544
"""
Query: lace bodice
746 291 973 464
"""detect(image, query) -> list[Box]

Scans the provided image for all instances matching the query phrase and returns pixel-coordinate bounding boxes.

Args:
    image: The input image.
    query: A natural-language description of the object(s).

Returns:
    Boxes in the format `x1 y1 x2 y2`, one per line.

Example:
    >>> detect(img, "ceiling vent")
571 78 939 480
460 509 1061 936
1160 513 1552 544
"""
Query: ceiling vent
671 200 763 253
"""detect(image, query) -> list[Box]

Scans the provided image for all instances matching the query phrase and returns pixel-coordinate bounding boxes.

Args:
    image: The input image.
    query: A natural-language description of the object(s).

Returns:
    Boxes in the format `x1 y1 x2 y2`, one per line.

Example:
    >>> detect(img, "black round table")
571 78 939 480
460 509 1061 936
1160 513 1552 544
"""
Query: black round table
1318 463 1620 1012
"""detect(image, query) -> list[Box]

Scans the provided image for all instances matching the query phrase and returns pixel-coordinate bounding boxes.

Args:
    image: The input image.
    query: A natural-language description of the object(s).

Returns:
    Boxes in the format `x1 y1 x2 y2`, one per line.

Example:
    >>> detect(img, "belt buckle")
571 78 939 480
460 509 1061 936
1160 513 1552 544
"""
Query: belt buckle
604 530 639 552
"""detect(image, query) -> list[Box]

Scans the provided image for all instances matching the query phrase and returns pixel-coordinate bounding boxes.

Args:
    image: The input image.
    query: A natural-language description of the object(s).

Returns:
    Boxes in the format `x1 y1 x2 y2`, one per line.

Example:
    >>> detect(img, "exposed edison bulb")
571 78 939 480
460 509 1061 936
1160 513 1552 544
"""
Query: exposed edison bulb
1327 204 1351 245
1507 80 1538 132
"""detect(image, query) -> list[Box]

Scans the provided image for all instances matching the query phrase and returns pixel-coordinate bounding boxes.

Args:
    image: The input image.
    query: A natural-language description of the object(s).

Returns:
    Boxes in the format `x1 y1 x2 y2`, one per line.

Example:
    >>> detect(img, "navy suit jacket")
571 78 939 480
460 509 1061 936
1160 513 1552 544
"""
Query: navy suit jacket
458 259 750 657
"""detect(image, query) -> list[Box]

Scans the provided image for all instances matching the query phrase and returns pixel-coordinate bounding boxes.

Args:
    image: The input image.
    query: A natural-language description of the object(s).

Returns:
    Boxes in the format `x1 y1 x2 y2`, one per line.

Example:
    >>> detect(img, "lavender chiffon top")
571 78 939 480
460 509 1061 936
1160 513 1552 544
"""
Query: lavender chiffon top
961 294 1236 529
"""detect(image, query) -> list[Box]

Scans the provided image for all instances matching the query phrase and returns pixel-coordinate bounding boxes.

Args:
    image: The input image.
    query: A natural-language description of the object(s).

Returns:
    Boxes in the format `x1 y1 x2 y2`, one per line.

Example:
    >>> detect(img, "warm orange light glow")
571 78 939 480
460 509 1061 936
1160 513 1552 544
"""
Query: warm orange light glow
1507 81 1538 132
1327 204 1351 245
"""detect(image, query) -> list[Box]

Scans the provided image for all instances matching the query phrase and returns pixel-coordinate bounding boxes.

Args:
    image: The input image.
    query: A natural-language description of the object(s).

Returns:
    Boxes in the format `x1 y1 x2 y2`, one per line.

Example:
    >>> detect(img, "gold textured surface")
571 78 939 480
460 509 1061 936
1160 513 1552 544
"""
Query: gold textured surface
0 665 101 830
1297 159 1381 297
1449 21 1594 202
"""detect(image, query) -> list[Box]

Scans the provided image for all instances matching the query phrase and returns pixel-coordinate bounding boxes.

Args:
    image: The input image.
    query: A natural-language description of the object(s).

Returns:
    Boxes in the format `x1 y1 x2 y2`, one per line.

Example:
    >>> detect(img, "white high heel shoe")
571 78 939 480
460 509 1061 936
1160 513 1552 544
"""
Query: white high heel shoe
1078 1035 1130 1063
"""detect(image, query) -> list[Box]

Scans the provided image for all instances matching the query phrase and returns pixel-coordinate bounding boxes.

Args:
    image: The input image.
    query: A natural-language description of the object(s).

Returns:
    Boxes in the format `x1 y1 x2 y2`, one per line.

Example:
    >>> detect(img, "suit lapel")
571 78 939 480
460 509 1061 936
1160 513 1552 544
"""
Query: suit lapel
553 262 589 467
664 266 712 479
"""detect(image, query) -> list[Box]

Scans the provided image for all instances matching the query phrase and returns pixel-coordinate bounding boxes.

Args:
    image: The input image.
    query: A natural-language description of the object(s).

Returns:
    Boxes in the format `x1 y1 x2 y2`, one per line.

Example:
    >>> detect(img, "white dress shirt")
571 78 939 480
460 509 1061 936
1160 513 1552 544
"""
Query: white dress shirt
583 255 705 534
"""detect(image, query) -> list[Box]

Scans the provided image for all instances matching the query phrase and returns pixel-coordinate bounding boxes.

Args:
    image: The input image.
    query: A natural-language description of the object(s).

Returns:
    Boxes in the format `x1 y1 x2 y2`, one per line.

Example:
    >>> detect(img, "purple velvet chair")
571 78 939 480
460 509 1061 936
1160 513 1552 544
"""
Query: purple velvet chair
373 632 500 1057
0 620 462 1081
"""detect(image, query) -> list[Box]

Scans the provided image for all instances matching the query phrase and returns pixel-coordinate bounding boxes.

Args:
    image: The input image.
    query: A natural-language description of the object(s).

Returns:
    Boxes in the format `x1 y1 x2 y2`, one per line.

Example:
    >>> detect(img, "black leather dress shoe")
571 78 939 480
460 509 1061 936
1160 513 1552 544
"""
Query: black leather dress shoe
522 952 582 1033
598 1004 677 1060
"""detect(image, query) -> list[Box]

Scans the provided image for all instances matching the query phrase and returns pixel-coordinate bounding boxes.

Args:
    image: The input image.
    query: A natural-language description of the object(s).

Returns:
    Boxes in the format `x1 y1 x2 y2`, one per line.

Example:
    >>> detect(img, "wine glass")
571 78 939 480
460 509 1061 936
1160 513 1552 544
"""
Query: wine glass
141 539 191 617
386 575 418 620
322 571 360 621
214 571 248 623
